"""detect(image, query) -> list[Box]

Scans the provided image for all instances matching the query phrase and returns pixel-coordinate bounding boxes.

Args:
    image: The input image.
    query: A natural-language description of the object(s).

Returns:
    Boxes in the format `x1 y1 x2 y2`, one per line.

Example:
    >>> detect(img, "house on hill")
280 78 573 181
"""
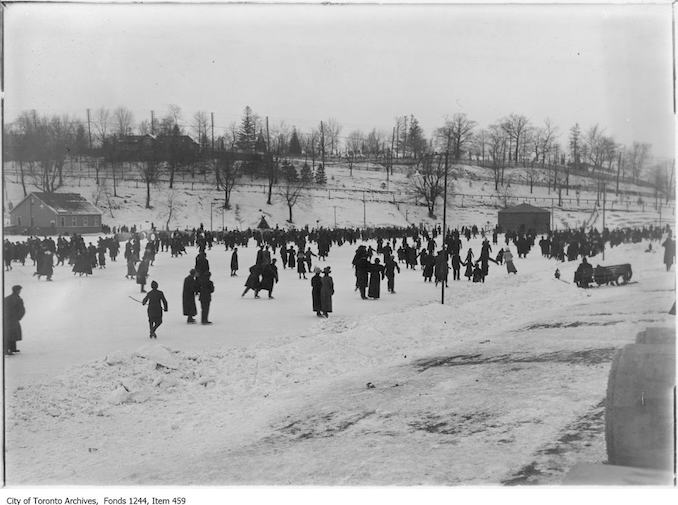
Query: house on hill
498 203 550 234
9 192 103 234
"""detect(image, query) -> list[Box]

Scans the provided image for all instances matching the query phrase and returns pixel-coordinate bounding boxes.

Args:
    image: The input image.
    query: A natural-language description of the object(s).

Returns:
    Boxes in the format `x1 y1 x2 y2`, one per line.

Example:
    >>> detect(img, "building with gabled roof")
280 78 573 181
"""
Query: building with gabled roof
498 202 550 233
8 192 103 234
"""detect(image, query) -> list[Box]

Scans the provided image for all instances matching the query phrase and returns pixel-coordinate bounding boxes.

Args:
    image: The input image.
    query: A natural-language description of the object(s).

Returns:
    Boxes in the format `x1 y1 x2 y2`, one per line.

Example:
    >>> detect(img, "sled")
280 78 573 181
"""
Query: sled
574 263 633 288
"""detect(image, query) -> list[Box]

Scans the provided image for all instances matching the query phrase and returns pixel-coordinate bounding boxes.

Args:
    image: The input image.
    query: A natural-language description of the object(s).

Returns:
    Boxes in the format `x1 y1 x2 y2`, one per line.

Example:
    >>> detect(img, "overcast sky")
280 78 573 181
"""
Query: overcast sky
4 2 674 158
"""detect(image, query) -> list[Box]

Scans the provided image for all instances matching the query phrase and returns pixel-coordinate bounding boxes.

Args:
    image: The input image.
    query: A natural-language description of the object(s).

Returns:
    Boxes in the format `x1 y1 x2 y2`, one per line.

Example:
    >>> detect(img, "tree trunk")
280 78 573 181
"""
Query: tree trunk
169 163 175 189
146 178 151 209
19 160 27 197
288 204 293 223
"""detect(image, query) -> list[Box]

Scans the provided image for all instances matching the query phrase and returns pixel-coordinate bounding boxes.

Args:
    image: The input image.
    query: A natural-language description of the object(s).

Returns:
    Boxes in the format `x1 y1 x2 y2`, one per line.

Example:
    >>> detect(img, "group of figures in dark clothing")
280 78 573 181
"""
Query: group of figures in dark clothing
4 220 675 349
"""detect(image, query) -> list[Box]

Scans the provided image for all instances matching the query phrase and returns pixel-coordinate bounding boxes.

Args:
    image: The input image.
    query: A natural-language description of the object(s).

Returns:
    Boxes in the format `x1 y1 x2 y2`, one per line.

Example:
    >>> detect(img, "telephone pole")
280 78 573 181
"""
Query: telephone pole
150 110 155 135
320 121 325 169
442 151 449 305
602 184 606 261
86 108 92 150
211 112 215 153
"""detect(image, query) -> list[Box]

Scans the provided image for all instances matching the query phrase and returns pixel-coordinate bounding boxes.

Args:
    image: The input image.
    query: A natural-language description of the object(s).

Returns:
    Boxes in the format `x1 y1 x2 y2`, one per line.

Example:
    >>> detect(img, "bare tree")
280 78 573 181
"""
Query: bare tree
411 153 450 218
346 130 364 176
93 107 111 146
436 113 476 161
216 154 242 210
487 124 508 190
501 114 530 163
165 190 179 230
324 117 342 155
277 162 307 222
112 107 135 136
628 142 652 183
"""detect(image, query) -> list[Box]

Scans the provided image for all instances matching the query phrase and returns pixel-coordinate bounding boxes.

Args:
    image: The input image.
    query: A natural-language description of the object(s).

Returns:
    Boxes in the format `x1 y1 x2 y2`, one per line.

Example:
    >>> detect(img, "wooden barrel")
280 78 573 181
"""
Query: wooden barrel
606 327 675 470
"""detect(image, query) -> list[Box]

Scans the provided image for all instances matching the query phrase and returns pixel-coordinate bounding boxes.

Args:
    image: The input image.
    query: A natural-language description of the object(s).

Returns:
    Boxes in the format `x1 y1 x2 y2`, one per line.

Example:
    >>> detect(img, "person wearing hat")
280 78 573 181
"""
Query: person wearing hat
320 266 334 318
199 271 215 324
311 266 323 317
182 268 199 324
4 285 25 355
230 247 239 277
142 281 168 339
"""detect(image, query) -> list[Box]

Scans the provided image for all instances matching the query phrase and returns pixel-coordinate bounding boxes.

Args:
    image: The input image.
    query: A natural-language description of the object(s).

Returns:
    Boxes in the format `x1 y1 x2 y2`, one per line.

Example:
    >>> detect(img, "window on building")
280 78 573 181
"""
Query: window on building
72 216 77 226
83 216 88 227
17 216 22 226
61 217 65 227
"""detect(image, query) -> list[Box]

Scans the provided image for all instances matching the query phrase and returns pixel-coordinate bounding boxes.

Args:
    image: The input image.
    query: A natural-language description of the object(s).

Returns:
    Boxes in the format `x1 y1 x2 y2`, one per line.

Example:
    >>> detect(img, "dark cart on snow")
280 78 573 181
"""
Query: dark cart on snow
575 263 632 287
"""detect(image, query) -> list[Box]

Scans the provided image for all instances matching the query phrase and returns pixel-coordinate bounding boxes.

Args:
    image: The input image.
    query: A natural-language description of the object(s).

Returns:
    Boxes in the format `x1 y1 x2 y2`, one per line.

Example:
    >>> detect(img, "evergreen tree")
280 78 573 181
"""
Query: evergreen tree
315 163 327 184
289 128 302 156
236 106 257 152
407 115 427 160
282 159 298 182
300 162 313 183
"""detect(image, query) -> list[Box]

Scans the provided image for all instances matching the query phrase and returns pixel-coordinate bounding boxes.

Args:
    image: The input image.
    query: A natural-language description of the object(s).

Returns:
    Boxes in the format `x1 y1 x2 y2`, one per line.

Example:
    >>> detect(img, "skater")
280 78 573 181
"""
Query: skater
182 269 199 323
311 267 323 317
34 248 54 281
450 250 462 281
463 248 475 281
354 248 370 299
320 266 334 317
230 248 239 276
368 258 385 299
4 285 25 355
662 235 675 271
434 249 449 287
136 257 150 292
384 254 400 293
504 247 517 275
125 253 137 280
297 249 307 279
195 251 210 279
260 259 279 299
242 265 261 298
198 272 214 324
142 281 168 339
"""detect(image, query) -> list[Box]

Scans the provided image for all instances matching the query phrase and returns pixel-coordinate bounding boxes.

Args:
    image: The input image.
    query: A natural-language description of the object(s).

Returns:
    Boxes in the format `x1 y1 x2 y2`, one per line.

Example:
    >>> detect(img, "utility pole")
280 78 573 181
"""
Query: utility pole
320 121 325 169
86 108 92 150
333 205 337 227
211 112 215 153
363 191 366 229
150 110 155 135
389 126 395 183
442 151 449 305
602 184 606 261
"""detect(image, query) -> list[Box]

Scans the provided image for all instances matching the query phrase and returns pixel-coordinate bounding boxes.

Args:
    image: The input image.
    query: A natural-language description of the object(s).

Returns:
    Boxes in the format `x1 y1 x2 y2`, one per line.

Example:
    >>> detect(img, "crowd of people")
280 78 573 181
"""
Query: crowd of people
3 221 674 351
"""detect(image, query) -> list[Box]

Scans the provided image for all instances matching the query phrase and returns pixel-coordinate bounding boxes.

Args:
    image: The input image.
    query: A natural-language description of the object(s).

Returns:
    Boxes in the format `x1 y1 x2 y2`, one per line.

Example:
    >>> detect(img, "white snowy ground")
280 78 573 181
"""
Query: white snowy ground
2 231 674 485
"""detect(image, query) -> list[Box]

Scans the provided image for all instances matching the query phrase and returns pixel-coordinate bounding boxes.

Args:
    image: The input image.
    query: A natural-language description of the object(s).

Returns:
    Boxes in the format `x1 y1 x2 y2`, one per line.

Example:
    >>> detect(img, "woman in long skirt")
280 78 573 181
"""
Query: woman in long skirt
504 248 517 274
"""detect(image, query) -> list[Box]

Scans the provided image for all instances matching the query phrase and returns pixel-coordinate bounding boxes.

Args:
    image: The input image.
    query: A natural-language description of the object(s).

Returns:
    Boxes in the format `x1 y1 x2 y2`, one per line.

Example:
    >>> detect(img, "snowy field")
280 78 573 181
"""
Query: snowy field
2 230 675 485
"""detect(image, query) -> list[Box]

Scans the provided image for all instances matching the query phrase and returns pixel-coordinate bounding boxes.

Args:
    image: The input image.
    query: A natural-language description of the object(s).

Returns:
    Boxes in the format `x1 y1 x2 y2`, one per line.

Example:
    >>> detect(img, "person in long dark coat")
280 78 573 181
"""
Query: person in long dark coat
662 236 675 271
242 265 262 298
126 253 137 279
280 245 288 269
260 259 279 299
355 253 370 299
195 252 210 278
182 268 199 323
311 267 323 316
297 250 307 279
450 251 462 281
142 281 168 338
434 250 449 287
230 248 239 277
198 272 214 324
320 266 334 317
368 258 385 299
136 258 150 293
35 249 54 281
4 285 25 355
384 255 400 293
287 246 296 269
422 251 434 282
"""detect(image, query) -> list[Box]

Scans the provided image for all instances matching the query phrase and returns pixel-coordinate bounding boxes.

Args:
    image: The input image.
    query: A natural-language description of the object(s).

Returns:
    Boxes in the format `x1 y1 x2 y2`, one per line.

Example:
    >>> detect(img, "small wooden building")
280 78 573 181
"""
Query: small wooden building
9 192 103 235
498 203 550 234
